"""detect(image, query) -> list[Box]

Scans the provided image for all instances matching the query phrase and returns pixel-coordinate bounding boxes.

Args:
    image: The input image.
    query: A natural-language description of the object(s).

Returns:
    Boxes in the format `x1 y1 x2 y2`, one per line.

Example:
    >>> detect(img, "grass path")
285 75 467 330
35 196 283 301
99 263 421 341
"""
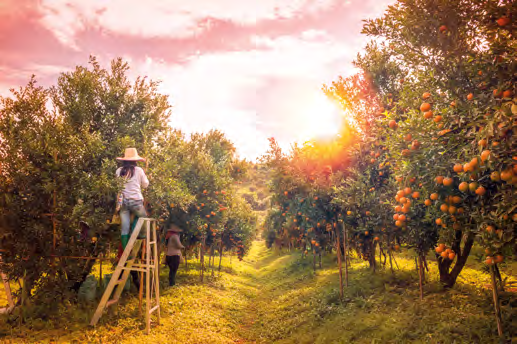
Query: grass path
2 239 513 343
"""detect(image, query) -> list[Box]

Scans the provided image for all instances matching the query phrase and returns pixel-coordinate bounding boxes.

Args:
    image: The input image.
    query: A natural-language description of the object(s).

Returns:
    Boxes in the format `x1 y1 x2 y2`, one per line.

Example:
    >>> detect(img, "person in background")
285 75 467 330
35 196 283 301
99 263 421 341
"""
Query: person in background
116 147 149 289
165 224 185 287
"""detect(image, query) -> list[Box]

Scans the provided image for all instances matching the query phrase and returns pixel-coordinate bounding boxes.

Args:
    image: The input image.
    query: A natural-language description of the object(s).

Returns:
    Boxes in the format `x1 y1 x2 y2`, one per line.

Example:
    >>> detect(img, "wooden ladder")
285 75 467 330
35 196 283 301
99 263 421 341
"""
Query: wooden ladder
90 217 161 334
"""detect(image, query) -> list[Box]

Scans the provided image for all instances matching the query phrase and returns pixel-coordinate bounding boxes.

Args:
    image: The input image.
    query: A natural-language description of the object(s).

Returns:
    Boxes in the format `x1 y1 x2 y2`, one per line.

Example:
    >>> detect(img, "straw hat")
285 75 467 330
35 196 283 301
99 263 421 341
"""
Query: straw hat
116 148 145 162
166 223 184 233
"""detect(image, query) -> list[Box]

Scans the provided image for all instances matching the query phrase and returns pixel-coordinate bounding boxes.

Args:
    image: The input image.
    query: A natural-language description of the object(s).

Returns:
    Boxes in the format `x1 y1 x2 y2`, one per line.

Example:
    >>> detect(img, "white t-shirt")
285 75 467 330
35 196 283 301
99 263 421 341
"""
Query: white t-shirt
116 166 149 200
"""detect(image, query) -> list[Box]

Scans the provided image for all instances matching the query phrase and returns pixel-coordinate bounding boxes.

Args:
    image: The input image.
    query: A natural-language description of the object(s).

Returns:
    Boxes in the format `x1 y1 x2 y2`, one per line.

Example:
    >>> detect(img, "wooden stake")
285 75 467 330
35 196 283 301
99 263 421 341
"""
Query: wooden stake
343 222 349 287
335 222 343 300
490 265 504 338
418 255 424 301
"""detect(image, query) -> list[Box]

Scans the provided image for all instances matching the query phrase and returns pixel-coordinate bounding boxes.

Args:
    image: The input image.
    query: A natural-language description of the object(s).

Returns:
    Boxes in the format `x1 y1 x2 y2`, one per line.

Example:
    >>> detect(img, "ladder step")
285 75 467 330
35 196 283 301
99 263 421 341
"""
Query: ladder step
115 278 126 285
121 267 146 272
149 305 160 314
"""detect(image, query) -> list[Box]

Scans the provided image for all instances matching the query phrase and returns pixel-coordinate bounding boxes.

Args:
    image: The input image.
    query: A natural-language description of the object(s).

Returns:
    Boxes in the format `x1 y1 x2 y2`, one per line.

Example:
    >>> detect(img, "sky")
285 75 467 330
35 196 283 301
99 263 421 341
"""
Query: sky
0 0 394 160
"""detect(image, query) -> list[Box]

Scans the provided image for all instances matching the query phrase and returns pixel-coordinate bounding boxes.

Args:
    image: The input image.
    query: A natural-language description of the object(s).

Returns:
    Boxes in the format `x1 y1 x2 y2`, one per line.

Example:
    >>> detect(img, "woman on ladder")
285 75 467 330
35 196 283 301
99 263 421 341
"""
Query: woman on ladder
116 148 149 288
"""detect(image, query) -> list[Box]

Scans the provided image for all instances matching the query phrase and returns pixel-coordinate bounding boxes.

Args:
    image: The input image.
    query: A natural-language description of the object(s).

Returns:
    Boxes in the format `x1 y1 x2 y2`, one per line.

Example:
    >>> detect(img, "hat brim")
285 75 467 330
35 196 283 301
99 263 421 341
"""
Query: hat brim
116 157 146 161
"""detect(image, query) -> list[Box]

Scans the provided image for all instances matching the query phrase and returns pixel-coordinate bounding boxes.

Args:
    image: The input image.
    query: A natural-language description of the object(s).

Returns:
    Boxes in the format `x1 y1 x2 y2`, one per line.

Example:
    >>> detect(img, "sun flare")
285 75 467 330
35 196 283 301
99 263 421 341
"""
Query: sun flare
295 92 343 142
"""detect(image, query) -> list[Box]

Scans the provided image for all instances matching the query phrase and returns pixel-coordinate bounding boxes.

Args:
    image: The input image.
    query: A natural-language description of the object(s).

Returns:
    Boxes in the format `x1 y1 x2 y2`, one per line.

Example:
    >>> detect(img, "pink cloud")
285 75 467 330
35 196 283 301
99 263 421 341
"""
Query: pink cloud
0 0 396 160
37 0 337 49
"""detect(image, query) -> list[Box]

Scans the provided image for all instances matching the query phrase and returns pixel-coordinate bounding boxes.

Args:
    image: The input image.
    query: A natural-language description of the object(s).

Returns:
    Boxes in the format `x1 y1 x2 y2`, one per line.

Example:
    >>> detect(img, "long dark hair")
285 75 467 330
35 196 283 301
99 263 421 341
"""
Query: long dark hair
120 161 137 179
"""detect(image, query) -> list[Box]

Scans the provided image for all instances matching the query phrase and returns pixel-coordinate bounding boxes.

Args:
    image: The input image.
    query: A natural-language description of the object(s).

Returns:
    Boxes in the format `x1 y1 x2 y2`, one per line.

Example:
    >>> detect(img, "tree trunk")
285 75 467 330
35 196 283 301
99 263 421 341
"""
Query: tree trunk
438 232 475 288
387 234 394 274
200 237 205 282
218 239 224 273
313 246 316 272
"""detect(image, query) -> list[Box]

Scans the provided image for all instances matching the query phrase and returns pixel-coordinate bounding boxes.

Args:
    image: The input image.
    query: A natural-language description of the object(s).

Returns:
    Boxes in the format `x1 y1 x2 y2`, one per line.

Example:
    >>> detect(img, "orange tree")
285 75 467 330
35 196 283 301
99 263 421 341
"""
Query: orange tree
335 0 515 336
0 57 169 312
147 129 255 280
359 0 516 292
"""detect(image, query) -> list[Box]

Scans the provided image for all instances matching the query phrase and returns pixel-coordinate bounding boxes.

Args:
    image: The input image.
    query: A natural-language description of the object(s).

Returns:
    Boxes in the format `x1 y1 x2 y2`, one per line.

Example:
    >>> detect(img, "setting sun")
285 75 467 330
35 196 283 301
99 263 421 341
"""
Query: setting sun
294 92 343 142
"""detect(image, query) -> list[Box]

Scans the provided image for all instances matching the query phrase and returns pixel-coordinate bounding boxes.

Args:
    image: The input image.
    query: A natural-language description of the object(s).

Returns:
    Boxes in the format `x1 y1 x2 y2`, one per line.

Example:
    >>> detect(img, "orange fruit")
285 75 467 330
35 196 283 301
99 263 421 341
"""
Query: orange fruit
422 92 431 99
457 207 464 214
424 199 432 206
374 237 379 241
412 191 420 198
436 218 442 225
468 182 478 192
478 139 487 147
435 176 444 184
389 120 398 129
398 214 406 221
485 257 494 265
448 252 456 260
395 220 402 227
494 255 504 264
448 206 457 214
420 103 431 112
486 225 495 233
404 134 413 142
470 157 479 168
463 162 473 172
440 204 449 212
401 206 410 214
450 101 456 107
503 89 513 98
424 111 433 119
467 93 474 100
399 197 407 203
453 164 463 173
475 186 486 196
497 17 510 26
452 196 462 204
500 169 513 182
493 89 503 98
443 177 453 186
439 25 447 33
366 211 371 216
480 150 490 162
434 115 443 123
440 251 448 258
404 187 412 195
284 191 288 195
430 193 439 200
395 206 402 212
393 214 399 220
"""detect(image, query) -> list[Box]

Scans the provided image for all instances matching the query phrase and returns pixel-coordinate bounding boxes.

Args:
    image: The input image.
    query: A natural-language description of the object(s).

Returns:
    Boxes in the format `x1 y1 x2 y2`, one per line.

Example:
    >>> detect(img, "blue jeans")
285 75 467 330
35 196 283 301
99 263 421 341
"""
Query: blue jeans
120 199 147 235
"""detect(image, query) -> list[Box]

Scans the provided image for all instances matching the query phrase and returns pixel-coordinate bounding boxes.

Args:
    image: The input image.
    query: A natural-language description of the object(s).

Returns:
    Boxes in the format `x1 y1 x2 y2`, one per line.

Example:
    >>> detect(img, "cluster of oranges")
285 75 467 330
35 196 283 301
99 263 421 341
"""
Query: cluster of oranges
392 187 420 227
434 243 456 260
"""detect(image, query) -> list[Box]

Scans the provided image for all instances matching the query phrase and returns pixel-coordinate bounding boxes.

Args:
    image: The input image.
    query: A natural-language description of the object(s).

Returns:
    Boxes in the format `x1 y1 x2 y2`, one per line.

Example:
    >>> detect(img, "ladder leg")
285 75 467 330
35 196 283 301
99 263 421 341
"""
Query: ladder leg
146 221 151 335
153 223 161 325
90 219 144 326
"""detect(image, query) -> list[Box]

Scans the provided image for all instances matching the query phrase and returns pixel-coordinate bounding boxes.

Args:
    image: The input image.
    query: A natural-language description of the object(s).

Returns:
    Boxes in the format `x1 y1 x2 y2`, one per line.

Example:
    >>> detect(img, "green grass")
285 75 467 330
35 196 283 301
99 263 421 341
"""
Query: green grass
1 240 515 343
